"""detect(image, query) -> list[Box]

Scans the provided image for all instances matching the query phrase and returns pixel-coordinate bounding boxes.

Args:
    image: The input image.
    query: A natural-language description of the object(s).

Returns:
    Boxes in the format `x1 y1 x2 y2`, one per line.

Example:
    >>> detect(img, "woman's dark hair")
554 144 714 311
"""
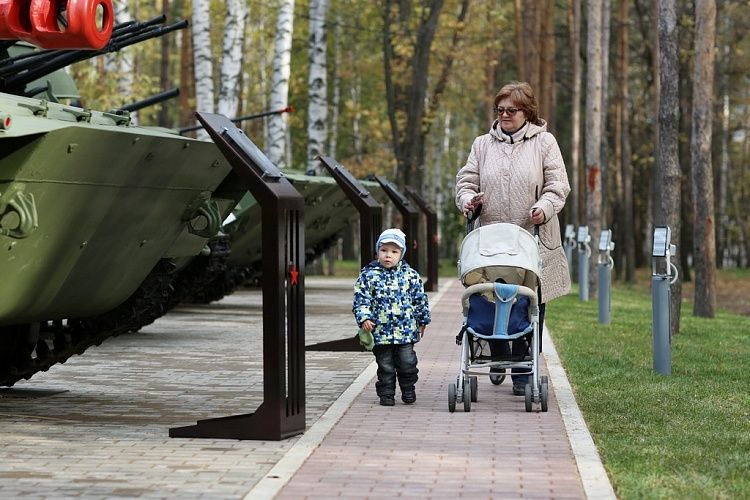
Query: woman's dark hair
493 81 542 126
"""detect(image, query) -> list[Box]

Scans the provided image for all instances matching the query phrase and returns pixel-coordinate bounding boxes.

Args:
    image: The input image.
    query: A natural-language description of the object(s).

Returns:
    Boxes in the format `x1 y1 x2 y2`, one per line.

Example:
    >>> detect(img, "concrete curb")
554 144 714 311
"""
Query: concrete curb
543 327 617 499
243 360 378 500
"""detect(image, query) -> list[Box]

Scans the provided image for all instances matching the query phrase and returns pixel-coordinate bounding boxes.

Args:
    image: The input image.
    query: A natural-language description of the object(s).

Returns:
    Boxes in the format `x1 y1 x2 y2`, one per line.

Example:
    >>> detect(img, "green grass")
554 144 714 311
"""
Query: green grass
547 285 750 499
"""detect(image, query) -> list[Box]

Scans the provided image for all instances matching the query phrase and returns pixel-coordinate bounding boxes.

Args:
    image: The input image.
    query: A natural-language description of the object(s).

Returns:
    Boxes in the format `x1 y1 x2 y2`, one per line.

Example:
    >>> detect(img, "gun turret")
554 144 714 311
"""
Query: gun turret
0 15 187 96
0 0 114 49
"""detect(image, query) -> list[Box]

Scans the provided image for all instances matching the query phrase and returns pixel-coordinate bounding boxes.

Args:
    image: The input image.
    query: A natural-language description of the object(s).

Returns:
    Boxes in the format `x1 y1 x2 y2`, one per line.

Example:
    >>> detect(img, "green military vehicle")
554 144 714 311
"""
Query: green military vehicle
0 22 245 386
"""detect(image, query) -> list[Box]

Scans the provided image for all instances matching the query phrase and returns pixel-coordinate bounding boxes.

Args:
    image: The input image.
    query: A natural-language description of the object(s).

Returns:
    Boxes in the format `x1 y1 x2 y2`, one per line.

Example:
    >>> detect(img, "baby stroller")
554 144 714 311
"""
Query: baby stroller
449 210 549 413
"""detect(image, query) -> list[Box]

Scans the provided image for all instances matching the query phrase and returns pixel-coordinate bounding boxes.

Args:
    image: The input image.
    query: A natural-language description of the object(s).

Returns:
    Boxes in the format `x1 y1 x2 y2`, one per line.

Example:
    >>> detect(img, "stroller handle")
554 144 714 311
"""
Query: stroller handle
466 204 483 234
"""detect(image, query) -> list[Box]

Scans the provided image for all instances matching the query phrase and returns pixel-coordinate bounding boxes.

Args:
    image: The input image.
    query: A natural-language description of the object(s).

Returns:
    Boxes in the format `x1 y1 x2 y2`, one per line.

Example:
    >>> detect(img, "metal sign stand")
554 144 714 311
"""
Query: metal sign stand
320 156 382 269
306 156 382 353
405 187 438 292
169 112 306 440
374 176 420 273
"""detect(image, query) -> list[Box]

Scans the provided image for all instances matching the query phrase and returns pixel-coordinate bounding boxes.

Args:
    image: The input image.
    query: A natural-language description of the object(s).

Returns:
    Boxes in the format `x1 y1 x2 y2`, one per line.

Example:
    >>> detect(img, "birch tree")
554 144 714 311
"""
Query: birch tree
267 0 295 169
691 0 717 317
192 0 214 137
306 0 330 174
217 0 248 119
106 0 137 124
657 0 682 334
585 0 603 294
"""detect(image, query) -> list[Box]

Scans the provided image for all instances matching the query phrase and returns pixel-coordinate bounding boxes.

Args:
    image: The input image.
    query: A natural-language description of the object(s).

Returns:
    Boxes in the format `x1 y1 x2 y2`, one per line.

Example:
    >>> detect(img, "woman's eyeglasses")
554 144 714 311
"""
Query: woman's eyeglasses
496 106 520 116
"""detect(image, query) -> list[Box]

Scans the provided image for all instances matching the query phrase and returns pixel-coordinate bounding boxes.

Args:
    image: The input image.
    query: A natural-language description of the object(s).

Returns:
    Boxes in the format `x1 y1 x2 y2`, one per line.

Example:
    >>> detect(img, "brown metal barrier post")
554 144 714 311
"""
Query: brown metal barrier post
305 156 382 352
169 112 305 440
405 187 438 292
319 156 382 269
374 176 420 273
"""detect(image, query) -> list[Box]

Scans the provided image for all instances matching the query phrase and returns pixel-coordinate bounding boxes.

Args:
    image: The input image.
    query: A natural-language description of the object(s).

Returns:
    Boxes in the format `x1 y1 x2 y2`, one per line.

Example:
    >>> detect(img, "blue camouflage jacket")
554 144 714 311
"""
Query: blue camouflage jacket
353 260 431 345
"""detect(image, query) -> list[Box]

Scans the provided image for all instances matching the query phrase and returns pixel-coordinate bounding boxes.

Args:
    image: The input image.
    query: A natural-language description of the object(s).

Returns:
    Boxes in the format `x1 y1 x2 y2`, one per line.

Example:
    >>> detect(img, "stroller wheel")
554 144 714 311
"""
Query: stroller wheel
524 383 533 412
462 379 472 412
448 383 457 413
540 380 549 412
489 368 506 386
470 376 478 402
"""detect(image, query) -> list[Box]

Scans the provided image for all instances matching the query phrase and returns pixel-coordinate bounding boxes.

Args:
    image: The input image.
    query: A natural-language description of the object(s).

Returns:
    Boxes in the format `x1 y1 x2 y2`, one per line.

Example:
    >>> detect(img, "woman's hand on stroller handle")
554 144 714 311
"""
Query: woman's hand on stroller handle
463 192 484 215
530 207 545 225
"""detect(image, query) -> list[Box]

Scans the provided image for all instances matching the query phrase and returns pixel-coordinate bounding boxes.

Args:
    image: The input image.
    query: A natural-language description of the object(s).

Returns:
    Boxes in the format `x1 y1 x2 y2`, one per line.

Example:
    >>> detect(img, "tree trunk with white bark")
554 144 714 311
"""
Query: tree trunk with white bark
267 0 295 168
306 0 330 174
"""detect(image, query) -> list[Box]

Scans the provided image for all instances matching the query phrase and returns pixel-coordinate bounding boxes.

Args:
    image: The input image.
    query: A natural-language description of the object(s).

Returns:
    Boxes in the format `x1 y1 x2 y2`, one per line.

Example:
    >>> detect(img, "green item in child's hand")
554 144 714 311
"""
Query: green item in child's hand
357 328 374 351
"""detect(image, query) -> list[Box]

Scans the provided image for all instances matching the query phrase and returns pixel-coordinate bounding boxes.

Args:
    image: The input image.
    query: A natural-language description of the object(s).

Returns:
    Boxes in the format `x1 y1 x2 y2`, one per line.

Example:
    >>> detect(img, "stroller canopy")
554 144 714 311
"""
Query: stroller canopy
459 223 540 290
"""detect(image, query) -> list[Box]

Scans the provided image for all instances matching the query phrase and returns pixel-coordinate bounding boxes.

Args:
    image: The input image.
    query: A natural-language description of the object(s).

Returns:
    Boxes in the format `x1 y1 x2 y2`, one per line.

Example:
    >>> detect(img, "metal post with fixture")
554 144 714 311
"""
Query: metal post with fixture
577 226 591 301
169 112 306 440
652 226 678 375
597 229 615 324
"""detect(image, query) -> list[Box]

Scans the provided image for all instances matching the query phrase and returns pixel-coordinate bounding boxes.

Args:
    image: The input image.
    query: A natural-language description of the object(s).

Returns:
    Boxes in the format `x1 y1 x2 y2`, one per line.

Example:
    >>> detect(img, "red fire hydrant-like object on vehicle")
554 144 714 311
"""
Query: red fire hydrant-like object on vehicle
0 0 113 49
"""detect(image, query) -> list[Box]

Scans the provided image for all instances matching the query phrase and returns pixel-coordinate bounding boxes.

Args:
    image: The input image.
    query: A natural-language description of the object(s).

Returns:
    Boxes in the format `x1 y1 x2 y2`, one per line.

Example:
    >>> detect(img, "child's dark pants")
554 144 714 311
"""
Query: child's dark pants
373 343 418 397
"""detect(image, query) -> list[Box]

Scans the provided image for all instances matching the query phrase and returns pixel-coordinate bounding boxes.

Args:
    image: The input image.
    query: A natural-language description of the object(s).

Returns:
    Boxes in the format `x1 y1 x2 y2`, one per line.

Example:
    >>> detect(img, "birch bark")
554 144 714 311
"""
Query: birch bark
267 0 295 168
217 0 248 119
306 0 330 173
192 0 214 137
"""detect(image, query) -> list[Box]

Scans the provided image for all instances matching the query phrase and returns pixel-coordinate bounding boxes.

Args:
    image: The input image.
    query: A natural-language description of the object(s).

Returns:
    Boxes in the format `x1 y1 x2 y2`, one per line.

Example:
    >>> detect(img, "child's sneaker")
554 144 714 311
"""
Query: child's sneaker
379 395 395 406
401 389 416 405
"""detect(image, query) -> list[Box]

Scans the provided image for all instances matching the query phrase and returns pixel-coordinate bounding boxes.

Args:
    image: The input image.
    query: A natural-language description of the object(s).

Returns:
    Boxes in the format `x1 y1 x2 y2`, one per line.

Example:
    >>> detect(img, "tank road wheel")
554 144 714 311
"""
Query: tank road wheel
540 376 549 412
470 376 478 402
489 368 505 386
524 383 533 412
463 379 472 412
448 383 457 413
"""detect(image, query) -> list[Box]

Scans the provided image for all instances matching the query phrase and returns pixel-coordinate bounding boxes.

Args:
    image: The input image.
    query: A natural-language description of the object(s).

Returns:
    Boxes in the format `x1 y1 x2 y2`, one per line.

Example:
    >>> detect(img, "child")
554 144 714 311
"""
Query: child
353 228 431 406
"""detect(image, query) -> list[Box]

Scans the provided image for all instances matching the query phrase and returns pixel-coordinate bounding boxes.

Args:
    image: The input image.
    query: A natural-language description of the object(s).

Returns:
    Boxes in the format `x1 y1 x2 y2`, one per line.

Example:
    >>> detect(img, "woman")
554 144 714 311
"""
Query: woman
455 81 571 396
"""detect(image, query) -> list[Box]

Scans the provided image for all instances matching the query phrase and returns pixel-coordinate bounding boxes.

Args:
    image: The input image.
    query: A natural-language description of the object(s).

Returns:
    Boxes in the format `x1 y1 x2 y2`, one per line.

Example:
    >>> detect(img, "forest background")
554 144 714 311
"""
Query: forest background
71 0 749 323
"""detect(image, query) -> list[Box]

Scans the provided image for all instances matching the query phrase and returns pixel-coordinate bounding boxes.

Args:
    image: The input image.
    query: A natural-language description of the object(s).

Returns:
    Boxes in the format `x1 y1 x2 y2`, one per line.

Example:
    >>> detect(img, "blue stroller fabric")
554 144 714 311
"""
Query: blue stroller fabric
466 292 531 338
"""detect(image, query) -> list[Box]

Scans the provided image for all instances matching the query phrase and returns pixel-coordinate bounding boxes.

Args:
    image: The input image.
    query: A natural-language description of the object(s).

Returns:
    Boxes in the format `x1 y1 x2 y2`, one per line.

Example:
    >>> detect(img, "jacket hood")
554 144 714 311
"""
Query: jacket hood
489 119 547 143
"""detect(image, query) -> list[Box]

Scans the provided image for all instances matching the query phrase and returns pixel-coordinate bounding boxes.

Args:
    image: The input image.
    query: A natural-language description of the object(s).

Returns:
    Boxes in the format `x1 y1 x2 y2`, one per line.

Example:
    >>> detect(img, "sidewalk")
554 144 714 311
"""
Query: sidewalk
0 277 615 499
257 279 615 499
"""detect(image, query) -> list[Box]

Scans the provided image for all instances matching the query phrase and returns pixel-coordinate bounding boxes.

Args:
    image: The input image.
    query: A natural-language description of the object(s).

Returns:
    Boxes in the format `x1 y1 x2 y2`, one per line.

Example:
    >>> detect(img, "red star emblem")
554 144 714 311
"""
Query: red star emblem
289 264 299 286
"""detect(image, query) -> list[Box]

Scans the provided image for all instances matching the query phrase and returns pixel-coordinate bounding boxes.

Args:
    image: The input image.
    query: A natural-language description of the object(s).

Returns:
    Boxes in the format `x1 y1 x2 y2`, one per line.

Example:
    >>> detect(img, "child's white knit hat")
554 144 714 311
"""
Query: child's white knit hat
376 228 407 256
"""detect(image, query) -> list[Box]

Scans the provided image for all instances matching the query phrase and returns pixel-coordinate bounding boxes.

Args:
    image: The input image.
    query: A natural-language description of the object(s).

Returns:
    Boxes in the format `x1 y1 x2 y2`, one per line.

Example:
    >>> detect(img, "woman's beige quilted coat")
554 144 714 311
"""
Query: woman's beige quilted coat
455 119 571 302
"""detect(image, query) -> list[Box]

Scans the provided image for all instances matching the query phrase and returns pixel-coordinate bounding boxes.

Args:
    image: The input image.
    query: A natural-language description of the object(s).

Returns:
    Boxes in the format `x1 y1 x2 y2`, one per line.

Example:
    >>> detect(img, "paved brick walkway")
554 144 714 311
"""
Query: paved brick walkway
275 279 587 499
0 277 610 499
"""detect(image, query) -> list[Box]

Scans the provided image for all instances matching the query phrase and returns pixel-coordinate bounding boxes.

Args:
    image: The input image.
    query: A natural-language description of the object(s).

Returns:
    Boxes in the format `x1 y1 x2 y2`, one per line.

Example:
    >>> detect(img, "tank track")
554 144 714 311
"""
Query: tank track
0 260 176 387
0 236 245 387
0 233 343 386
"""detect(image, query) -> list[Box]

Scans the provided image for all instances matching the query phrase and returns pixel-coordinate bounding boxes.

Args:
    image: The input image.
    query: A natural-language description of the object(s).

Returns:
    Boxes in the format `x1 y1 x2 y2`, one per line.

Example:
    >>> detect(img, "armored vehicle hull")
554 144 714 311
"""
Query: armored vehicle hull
0 92 243 385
